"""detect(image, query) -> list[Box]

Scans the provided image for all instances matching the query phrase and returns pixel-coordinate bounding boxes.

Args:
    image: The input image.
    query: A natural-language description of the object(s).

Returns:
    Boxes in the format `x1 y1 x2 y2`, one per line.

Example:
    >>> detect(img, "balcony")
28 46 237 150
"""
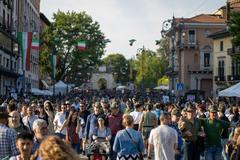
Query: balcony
214 76 226 82
187 65 213 74
227 46 240 56
227 75 240 81
0 64 18 77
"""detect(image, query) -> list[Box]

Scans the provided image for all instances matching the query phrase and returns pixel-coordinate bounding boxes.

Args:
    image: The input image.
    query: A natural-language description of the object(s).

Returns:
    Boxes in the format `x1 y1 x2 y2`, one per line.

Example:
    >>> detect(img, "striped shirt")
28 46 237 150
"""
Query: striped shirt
0 124 18 159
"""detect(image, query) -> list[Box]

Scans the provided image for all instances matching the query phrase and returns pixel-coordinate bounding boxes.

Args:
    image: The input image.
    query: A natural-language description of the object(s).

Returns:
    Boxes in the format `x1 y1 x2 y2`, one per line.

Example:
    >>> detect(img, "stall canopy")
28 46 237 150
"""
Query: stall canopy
218 82 240 97
154 85 169 90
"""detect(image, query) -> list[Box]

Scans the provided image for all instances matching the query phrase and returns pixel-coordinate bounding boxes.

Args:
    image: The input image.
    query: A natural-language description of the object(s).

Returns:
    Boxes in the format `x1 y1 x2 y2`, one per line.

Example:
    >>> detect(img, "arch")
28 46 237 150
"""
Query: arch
98 78 107 90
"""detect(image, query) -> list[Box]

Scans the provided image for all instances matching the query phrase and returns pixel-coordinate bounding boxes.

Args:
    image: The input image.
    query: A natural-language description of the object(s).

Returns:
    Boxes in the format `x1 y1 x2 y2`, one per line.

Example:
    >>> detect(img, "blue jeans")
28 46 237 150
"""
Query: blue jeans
205 147 223 160
183 141 200 160
72 143 81 153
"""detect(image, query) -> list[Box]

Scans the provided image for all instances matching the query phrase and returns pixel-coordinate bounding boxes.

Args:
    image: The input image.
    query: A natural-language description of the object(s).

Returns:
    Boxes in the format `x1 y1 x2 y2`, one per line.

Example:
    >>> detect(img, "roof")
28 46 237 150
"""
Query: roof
40 13 51 26
208 28 231 39
175 14 225 24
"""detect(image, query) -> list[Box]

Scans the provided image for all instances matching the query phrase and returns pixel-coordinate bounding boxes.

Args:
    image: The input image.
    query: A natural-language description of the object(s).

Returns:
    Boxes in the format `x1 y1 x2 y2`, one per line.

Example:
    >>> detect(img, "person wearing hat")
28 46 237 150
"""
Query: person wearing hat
0 107 18 159
200 105 230 160
169 108 183 160
84 102 105 142
178 104 203 160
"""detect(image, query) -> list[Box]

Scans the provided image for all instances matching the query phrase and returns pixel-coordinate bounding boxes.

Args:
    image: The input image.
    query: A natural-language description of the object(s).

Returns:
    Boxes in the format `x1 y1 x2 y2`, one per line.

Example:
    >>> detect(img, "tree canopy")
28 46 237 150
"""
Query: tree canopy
40 10 107 83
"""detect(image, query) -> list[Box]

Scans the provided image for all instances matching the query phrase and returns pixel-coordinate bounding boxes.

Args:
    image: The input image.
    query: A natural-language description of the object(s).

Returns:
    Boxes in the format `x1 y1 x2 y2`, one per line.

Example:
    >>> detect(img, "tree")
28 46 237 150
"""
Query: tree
134 49 168 89
40 10 107 83
102 54 129 84
229 11 240 48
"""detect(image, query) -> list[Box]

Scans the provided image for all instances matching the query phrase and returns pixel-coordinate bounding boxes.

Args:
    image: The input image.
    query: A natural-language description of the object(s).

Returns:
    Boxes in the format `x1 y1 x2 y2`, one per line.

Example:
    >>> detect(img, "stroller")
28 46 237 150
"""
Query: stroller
84 138 110 160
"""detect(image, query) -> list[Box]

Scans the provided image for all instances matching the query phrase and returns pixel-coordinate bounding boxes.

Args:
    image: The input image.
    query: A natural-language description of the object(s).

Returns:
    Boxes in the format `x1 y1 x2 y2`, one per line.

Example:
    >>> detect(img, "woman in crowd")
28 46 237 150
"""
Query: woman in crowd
31 136 80 160
44 100 54 133
60 108 81 153
8 111 29 134
113 114 144 160
36 104 49 125
92 116 112 142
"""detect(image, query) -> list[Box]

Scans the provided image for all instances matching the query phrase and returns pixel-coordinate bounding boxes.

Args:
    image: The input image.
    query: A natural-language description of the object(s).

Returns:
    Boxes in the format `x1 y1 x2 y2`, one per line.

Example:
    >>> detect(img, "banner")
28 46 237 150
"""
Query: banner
18 32 32 71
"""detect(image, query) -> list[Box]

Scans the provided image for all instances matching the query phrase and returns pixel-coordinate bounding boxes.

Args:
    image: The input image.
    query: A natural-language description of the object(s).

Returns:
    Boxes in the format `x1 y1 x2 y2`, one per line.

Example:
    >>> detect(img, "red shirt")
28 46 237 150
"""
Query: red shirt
107 112 123 136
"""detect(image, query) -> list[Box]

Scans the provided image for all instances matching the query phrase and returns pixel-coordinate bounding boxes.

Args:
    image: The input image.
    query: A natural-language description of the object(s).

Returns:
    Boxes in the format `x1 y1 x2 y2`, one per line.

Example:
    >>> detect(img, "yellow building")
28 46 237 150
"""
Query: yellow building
209 29 240 98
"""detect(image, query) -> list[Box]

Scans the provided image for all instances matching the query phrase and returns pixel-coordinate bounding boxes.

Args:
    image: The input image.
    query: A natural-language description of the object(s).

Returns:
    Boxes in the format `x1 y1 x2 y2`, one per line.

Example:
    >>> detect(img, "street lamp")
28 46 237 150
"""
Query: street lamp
161 17 176 92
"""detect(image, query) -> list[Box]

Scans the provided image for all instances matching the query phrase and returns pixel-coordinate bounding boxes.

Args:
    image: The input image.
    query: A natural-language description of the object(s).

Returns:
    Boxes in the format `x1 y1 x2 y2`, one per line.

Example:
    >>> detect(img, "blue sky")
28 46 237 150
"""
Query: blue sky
40 0 226 59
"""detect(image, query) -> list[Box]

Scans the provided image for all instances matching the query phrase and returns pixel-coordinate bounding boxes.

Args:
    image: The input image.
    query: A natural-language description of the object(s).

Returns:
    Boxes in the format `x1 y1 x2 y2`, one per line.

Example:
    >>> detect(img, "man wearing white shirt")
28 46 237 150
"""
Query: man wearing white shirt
130 103 143 130
22 105 38 133
53 104 67 138
148 112 178 160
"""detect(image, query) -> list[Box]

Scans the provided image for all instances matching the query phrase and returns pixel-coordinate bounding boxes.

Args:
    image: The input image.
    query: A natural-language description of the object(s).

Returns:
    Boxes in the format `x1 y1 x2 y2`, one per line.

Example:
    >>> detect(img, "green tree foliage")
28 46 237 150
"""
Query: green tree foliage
102 54 129 84
40 10 107 82
134 49 168 89
229 11 240 47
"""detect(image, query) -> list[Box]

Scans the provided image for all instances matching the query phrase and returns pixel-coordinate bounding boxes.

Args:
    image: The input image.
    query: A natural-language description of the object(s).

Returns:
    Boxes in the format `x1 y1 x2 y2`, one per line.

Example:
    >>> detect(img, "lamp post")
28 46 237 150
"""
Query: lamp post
161 17 176 93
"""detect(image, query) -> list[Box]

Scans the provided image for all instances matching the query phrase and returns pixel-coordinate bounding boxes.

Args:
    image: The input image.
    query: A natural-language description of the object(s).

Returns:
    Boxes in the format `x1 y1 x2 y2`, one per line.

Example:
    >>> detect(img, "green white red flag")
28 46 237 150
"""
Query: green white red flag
17 32 32 71
31 38 39 50
77 40 86 51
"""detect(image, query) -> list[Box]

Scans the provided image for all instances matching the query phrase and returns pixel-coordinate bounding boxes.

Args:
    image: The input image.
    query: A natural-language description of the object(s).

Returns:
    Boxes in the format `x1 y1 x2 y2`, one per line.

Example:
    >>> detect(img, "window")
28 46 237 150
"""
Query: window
220 41 224 51
204 53 210 67
218 60 225 78
232 58 240 76
188 30 195 44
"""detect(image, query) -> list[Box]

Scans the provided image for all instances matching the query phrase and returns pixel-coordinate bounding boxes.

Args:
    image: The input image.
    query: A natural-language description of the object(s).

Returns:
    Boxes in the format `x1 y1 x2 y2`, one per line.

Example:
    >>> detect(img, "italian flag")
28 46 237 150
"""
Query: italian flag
31 38 39 50
18 32 32 71
51 54 57 79
77 40 86 51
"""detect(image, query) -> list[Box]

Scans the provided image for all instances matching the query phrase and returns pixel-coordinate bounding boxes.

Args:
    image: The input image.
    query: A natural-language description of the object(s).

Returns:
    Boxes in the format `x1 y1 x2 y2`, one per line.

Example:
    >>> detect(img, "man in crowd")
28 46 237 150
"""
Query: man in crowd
0 107 18 159
53 103 67 139
107 102 123 160
179 104 203 160
32 118 49 153
10 132 34 160
148 112 178 160
201 105 230 160
22 104 38 133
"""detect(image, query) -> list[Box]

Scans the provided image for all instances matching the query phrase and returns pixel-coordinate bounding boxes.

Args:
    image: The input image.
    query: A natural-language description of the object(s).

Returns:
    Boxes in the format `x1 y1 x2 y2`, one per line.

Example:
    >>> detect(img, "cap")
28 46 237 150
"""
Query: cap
208 105 217 113
171 109 181 117
186 105 196 112
94 102 101 108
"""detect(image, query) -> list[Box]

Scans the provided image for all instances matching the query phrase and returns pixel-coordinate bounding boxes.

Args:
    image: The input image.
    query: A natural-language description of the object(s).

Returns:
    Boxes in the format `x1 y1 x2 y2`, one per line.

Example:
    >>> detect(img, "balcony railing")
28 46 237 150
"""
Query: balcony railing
214 76 226 82
227 75 240 81
227 46 240 55
187 65 213 73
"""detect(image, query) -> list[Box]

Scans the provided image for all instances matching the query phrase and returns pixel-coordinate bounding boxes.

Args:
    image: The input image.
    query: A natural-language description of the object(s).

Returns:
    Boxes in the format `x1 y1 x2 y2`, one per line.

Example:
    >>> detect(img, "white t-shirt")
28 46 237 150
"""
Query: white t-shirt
53 112 67 135
22 115 38 131
149 125 178 160
130 111 142 124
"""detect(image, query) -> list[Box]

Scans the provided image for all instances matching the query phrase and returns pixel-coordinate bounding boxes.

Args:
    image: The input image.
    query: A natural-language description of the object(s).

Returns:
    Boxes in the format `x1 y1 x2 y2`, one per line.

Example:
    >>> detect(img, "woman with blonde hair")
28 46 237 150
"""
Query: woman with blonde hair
31 135 80 160
113 114 144 160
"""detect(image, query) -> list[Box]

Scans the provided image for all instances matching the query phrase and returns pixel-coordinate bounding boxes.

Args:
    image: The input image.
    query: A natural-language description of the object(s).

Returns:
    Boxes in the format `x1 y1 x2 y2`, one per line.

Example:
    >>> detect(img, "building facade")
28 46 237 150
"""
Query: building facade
16 0 41 93
163 14 226 99
0 0 19 96
209 0 240 98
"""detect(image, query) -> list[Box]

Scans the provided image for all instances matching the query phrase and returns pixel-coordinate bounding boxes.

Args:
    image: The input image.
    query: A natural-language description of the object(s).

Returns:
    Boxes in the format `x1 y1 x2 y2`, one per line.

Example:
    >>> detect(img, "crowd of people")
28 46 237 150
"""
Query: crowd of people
0 90 240 160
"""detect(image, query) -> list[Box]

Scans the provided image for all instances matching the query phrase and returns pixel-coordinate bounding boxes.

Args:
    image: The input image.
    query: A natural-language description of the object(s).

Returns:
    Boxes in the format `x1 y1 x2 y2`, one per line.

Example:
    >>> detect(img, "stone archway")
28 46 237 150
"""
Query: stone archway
98 78 107 90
